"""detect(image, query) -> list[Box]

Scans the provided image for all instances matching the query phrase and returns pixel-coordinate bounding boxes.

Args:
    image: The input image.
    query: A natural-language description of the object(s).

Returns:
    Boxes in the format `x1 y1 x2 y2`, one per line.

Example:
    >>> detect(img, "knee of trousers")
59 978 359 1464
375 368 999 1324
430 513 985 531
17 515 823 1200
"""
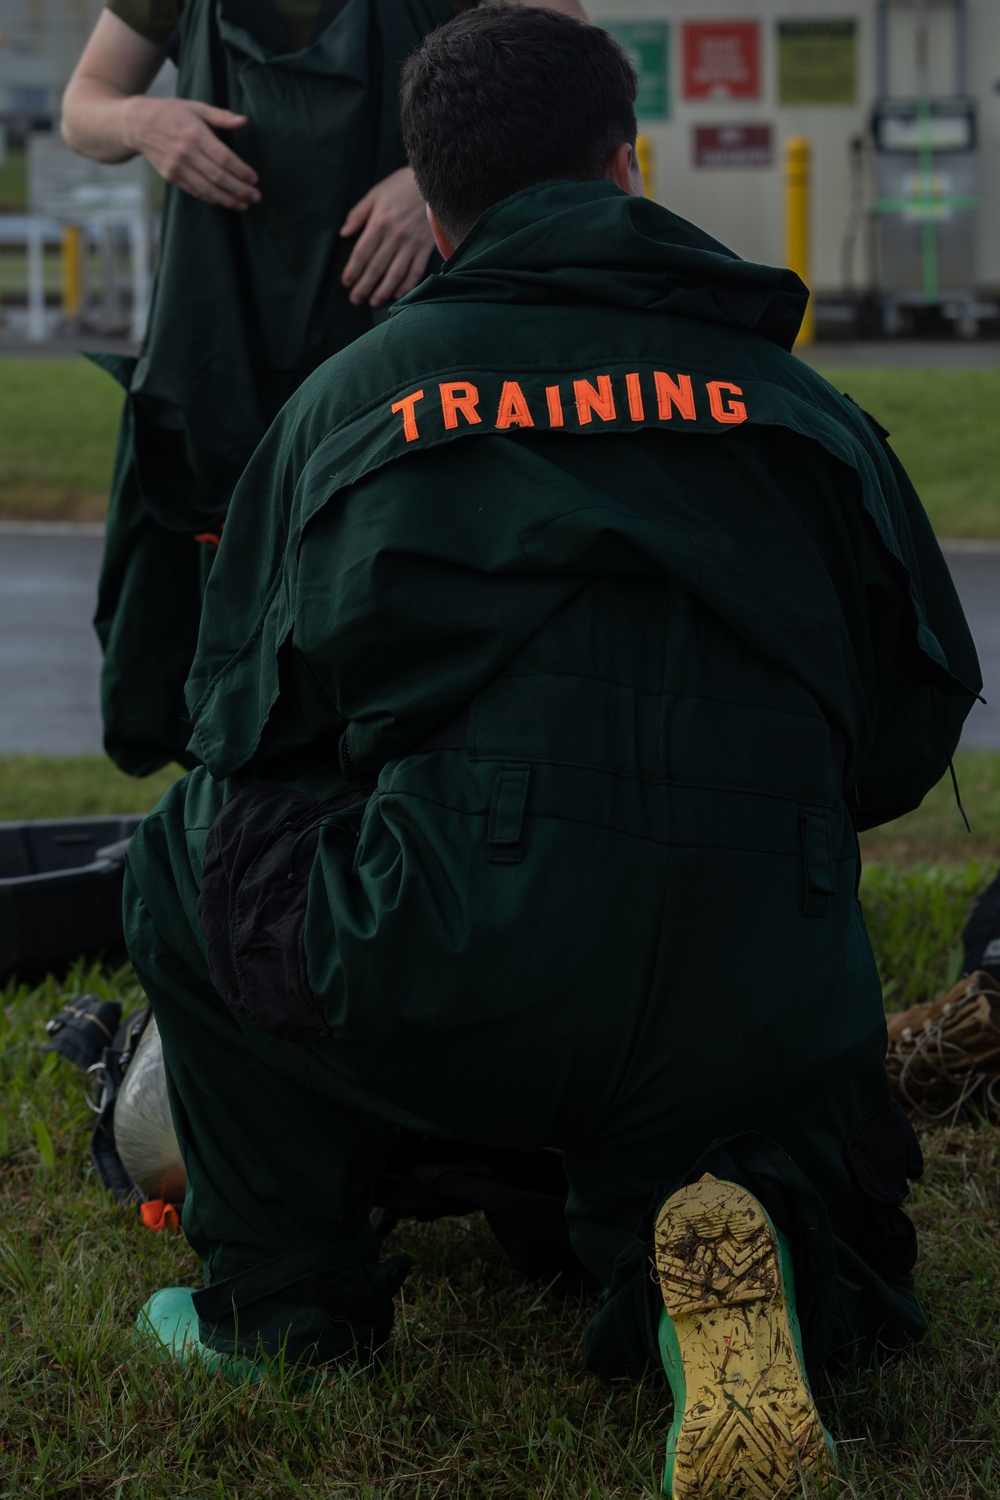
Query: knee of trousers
124 766 226 982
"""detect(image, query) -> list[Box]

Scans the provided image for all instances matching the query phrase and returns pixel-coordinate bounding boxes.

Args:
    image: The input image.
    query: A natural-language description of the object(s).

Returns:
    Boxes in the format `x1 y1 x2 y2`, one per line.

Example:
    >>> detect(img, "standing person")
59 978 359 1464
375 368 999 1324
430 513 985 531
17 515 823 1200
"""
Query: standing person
121 8 980 1497
61 0 585 774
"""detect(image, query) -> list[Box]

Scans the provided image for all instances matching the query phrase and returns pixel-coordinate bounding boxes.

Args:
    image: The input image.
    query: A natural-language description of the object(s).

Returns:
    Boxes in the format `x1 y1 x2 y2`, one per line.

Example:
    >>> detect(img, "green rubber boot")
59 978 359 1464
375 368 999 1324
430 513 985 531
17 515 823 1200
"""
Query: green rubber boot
654 1175 836 1499
136 1286 264 1380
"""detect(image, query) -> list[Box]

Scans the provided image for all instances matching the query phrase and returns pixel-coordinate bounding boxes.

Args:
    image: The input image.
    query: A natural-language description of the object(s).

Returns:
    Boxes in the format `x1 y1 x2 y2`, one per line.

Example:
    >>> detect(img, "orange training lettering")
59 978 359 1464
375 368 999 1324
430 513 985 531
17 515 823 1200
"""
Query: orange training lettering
654 372 697 422
574 375 616 425
391 388 425 442
496 380 535 429
545 385 565 427
625 372 645 421
706 381 747 424
439 382 482 430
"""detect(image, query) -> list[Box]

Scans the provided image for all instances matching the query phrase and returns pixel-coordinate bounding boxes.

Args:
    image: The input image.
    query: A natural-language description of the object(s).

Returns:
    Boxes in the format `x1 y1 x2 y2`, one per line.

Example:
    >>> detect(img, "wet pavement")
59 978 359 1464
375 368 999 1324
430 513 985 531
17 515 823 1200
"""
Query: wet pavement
944 543 1000 749
0 525 106 755
798 339 1000 368
0 523 997 756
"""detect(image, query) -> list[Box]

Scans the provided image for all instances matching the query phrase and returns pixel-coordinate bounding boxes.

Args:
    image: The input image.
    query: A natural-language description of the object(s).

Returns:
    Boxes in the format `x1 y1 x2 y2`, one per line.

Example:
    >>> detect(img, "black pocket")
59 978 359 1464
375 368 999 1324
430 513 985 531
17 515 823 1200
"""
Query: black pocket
843 1100 924 1281
199 780 370 1041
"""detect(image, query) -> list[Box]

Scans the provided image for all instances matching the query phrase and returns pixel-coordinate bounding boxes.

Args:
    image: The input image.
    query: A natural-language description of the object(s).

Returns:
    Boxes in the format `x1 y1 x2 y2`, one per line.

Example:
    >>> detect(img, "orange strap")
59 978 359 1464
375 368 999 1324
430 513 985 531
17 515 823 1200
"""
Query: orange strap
140 1199 181 1232
194 531 222 550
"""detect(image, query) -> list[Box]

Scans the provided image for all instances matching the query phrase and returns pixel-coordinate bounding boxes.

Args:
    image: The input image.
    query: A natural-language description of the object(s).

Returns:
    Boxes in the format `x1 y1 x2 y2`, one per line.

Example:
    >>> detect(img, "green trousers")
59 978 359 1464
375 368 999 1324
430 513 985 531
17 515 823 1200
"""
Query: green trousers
124 754 927 1374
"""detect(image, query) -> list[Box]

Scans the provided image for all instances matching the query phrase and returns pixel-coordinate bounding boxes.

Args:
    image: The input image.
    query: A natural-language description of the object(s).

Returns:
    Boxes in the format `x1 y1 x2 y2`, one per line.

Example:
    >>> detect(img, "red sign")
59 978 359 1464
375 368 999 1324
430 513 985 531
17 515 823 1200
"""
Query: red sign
694 126 773 169
683 22 760 100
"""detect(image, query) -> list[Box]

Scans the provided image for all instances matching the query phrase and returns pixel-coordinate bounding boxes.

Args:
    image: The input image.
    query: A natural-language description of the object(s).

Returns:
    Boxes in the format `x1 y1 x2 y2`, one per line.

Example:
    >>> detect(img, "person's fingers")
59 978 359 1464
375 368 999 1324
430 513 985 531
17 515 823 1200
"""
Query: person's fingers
339 188 375 244
368 242 431 307
366 245 413 307
197 141 259 194
340 231 371 290
196 104 250 131
344 222 399 304
173 158 253 210
192 156 260 205
389 241 436 302
192 119 259 185
163 152 257 206
342 215 397 298
158 118 260 204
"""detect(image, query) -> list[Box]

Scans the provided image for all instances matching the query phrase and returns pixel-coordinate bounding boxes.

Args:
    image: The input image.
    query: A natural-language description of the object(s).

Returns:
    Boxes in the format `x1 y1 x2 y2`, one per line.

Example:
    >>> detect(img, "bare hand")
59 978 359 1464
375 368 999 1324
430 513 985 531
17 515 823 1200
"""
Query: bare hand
339 167 435 307
123 95 260 210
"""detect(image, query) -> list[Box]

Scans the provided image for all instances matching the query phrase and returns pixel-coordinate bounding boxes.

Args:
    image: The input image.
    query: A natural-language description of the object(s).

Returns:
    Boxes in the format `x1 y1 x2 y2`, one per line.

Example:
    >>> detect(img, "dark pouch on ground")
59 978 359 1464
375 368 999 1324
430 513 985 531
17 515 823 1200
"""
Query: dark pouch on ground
843 1099 924 1281
963 864 1000 984
199 780 371 1041
46 995 123 1071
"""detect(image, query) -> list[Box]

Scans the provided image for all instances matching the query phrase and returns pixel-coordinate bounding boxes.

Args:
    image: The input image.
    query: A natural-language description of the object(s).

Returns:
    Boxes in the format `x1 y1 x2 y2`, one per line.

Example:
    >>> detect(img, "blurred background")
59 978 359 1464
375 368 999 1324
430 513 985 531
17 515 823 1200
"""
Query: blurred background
3 0 1000 342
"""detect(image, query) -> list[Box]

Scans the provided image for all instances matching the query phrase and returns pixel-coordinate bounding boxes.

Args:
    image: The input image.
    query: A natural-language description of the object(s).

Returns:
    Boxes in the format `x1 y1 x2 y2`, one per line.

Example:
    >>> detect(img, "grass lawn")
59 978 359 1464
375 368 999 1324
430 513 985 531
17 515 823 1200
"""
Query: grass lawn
814 365 1000 539
0 754 179 822
2 755 1000 1494
0 147 26 213
1 358 1000 535
0 356 123 521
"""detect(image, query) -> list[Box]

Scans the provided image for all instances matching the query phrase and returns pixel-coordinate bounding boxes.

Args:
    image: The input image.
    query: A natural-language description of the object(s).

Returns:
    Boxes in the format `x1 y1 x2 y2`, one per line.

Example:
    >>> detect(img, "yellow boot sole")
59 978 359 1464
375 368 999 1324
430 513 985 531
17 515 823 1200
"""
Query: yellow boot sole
654 1175 834 1499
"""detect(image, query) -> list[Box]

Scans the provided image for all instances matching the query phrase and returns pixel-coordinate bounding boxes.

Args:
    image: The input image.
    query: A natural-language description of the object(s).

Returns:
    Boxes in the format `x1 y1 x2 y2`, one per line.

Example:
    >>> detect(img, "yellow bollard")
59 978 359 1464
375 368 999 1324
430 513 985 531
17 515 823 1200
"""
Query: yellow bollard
636 134 653 200
784 136 814 347
61 225 84 322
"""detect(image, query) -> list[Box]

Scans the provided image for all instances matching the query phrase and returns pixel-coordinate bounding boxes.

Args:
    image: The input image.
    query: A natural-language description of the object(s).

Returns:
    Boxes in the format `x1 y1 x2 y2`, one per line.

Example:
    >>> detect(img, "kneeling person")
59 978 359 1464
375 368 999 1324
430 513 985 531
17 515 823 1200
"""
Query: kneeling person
124 7 980 1496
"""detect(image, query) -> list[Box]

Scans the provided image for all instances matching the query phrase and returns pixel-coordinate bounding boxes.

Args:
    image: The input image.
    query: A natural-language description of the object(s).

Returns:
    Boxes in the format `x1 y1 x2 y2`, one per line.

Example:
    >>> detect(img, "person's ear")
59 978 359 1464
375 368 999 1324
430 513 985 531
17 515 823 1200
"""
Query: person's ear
427 204 455 259
605 141 645 198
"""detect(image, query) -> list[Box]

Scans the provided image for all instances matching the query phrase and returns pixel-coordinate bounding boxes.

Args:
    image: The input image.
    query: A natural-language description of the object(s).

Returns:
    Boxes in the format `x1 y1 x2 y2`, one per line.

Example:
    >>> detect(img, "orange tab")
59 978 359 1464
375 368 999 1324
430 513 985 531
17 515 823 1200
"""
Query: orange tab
194 532 222 550
141 1200 181 1233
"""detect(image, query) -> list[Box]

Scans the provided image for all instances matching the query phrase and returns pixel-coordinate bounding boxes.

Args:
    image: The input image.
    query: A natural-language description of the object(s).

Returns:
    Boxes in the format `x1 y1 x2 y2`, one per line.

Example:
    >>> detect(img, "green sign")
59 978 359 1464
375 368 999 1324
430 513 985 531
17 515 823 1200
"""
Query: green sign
777 19 857 106
601 21 670 120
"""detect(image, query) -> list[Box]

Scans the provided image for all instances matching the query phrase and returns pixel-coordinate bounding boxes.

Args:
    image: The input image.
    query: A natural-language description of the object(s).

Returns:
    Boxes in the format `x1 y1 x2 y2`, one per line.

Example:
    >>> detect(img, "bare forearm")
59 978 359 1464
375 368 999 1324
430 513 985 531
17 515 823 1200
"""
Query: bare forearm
62 10 168 160
62 11 258 209
62 74 149 162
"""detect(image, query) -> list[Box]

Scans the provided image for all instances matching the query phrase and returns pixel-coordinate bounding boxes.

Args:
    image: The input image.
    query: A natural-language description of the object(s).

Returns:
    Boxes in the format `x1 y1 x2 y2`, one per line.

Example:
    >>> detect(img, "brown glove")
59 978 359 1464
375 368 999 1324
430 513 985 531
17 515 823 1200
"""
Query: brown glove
885 971 1000 1118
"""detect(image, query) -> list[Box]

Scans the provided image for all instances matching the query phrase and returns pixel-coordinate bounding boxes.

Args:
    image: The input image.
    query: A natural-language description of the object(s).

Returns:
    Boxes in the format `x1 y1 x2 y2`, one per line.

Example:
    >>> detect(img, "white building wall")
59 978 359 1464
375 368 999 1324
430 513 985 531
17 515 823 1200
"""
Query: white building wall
593 0 1000 292
0 0 102 118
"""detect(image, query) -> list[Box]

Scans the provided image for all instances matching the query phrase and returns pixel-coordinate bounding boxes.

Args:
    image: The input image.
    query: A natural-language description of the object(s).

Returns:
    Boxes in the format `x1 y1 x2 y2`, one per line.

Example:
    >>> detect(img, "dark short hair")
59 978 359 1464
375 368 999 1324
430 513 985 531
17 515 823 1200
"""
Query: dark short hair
400 5 638 244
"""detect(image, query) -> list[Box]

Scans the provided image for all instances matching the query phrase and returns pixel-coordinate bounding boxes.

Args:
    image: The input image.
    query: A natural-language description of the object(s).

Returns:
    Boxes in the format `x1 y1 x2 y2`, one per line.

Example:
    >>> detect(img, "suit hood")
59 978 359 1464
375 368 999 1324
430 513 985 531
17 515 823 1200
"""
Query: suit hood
397 179 808 351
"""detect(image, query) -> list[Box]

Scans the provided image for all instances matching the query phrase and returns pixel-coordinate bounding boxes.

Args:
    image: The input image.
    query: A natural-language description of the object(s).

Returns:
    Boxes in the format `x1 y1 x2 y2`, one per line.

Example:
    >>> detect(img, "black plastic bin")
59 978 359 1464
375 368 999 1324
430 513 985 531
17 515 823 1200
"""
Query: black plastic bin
0 816 144 981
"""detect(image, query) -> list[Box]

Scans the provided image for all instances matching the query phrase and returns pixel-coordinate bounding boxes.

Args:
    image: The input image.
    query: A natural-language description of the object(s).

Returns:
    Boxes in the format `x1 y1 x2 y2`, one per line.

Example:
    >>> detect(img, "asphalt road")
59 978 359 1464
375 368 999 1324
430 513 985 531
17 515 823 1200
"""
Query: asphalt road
946 543 1000 749
0 525 106 756
0 524 997 756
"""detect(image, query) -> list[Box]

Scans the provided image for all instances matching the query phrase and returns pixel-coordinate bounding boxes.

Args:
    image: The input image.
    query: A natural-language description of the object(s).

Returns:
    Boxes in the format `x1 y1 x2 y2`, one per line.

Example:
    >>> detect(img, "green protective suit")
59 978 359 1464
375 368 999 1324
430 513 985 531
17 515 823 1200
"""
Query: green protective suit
94 0 453 773
125 181 981 1374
